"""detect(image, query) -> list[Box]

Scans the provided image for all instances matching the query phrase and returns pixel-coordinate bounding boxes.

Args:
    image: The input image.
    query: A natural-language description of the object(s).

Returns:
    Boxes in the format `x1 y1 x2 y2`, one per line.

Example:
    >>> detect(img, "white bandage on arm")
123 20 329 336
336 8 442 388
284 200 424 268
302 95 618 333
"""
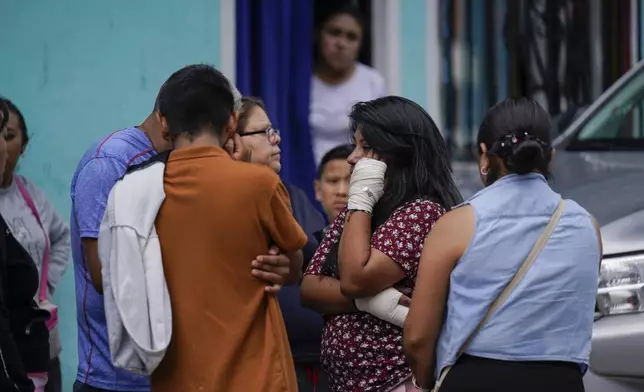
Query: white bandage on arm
347 158 387 214
354 287 409 327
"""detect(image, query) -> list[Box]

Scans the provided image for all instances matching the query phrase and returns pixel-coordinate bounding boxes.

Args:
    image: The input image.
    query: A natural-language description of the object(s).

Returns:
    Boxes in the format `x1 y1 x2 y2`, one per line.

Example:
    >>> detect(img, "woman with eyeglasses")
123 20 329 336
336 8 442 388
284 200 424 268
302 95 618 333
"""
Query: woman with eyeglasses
236 96 329 392
236 97 281 171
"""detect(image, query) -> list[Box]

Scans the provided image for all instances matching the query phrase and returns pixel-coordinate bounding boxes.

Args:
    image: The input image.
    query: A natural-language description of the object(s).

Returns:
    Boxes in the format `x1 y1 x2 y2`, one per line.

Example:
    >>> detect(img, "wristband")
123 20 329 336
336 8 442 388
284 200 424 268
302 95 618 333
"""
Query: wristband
347 208 372 217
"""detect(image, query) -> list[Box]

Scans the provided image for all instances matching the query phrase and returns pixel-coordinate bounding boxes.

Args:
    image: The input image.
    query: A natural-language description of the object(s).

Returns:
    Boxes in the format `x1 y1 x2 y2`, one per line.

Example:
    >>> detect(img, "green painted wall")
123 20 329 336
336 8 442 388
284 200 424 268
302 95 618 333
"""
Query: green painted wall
0 0 222 389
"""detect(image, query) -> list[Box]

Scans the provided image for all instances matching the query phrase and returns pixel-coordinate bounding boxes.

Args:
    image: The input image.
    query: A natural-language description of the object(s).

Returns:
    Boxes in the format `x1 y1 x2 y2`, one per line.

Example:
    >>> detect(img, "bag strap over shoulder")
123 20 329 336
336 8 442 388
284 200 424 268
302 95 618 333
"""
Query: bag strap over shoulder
433 199 566 392
14 177 50 302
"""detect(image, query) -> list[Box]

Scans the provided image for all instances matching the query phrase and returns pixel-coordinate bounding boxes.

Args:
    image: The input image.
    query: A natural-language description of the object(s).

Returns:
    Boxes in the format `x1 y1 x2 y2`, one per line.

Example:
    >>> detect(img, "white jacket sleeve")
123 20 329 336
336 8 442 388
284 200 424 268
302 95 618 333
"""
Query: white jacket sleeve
99 169 172 375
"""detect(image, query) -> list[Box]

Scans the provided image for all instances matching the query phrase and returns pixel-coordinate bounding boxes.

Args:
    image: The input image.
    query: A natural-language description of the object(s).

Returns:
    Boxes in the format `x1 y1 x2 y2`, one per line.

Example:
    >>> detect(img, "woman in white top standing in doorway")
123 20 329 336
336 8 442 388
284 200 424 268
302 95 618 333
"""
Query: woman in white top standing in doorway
310 5 386 165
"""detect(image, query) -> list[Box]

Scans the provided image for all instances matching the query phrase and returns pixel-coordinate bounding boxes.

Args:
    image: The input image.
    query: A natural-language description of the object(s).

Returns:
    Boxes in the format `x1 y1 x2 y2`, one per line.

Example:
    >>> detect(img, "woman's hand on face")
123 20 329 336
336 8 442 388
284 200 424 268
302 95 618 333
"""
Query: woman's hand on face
347 157 387 214
224 133 251 162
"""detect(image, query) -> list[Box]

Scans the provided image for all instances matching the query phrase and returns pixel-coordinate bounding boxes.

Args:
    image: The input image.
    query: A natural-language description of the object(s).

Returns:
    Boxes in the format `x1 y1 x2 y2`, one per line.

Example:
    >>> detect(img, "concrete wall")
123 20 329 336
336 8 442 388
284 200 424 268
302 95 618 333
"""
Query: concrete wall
0 0 226 388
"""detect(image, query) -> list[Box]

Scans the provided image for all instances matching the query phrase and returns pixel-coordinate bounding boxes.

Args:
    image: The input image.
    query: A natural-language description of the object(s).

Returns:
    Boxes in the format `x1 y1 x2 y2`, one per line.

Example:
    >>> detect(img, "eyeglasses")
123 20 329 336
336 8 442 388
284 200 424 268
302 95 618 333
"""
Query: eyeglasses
239 127 280 144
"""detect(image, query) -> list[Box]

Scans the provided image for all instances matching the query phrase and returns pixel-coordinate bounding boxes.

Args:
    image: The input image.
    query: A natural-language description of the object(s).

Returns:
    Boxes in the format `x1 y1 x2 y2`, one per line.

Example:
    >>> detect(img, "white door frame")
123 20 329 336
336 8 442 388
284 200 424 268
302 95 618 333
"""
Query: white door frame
425 0 443 130
372 0 401 95
220 0 236 84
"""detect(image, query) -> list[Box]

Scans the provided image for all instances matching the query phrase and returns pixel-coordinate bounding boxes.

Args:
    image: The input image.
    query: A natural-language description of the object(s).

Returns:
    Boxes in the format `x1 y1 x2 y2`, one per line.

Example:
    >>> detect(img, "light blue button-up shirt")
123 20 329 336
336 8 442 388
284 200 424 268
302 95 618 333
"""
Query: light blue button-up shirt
436 173 600 376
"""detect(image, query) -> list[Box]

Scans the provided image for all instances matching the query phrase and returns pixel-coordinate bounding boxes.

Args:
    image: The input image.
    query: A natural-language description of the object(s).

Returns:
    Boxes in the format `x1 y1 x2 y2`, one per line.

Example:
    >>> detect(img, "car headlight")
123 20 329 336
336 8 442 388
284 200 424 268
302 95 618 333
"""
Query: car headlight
597 253 644 316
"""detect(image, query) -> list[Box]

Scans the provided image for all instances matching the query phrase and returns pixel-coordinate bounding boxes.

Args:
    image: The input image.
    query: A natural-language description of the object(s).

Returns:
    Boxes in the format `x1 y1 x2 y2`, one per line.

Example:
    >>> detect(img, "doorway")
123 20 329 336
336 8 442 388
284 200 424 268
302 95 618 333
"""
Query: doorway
314 0 373 66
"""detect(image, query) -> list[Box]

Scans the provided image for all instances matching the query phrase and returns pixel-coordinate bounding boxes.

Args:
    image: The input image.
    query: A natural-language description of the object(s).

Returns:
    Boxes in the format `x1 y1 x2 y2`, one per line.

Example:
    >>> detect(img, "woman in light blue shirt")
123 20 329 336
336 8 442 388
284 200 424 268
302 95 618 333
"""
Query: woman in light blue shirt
404 97 602 392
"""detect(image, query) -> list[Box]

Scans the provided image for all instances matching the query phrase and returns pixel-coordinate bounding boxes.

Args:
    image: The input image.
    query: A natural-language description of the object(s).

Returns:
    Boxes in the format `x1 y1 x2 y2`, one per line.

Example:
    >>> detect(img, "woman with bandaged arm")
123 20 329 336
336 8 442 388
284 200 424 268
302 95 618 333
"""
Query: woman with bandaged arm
301 96 461 392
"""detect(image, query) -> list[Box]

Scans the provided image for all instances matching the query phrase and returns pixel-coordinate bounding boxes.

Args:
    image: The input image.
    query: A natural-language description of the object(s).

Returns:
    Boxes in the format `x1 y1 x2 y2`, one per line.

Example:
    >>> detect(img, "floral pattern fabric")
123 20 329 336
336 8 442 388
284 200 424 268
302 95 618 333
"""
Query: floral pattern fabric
304 199 445 392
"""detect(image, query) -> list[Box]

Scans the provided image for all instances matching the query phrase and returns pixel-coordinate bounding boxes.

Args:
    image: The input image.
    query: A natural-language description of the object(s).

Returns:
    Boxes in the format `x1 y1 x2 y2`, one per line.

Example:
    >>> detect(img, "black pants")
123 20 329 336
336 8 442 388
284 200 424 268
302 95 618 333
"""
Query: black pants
73 381 120 392
440 355 585 392
295 362 331 392
44 358 61 392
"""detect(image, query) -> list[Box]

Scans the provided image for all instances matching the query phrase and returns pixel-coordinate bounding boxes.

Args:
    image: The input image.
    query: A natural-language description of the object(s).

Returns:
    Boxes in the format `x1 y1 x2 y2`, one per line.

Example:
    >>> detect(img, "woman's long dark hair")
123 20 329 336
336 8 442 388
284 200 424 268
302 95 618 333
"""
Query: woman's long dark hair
321 96 462 276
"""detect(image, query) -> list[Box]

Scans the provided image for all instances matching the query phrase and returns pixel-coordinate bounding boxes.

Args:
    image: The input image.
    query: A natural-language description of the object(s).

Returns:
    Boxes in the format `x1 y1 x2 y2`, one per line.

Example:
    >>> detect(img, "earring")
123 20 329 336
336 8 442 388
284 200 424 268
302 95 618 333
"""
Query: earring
480 167 488 176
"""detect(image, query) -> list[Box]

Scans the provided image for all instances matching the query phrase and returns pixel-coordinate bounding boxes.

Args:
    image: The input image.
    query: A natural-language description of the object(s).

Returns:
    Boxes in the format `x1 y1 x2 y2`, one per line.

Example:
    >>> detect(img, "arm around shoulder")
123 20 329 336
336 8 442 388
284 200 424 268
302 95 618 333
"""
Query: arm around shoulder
262 180 308 253
260 180 308 284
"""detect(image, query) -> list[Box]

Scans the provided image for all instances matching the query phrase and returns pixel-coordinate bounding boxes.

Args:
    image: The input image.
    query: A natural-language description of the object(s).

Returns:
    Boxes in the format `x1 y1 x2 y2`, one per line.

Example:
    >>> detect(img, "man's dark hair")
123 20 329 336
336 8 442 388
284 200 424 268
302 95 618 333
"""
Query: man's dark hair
316 144 353 179
156 64 234 140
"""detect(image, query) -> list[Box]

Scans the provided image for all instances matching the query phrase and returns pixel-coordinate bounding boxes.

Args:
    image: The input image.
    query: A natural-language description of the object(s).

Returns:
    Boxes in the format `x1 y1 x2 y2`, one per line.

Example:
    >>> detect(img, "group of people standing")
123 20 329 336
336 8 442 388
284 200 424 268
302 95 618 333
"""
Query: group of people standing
0 7 602 392
2 62 602 392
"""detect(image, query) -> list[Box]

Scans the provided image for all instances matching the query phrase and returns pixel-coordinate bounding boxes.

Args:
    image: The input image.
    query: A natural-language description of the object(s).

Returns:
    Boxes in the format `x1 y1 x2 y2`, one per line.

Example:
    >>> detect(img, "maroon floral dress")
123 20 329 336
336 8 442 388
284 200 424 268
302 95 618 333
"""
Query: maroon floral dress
304 199 445 392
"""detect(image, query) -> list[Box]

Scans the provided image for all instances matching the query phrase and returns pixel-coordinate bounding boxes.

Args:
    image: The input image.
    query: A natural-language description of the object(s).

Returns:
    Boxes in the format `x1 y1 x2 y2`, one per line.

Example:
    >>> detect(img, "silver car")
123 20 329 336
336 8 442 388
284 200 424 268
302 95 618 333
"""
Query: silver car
452 61 644 391
552 60 644 392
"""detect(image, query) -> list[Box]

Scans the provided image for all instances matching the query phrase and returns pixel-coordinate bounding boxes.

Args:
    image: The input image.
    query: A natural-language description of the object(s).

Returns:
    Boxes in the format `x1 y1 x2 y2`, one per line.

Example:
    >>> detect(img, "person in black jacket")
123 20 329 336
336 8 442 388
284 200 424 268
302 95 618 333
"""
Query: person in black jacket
0 101 50 391
236 97 329 391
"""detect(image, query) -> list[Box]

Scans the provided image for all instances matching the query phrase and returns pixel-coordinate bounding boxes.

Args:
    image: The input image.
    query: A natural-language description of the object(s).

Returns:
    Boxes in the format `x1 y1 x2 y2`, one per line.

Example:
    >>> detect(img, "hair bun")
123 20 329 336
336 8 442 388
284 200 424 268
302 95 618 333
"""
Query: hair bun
506 140 547 175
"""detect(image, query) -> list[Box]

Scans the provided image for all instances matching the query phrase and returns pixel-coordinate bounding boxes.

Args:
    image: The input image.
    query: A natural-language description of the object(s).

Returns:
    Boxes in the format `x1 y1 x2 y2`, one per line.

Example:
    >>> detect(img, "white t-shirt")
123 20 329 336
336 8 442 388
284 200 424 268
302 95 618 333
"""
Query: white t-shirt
310 63 386 165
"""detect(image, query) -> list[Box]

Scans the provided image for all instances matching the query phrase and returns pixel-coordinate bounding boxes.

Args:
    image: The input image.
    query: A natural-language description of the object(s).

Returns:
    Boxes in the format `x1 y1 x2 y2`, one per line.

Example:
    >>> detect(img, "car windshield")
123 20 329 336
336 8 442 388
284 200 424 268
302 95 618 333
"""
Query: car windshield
568 65 644 151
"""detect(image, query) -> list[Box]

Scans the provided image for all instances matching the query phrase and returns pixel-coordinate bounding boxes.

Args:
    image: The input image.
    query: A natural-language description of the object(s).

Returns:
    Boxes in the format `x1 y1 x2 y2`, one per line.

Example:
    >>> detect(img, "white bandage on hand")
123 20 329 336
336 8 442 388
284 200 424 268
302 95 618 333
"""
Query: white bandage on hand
354 287 409 327
347 158 387 214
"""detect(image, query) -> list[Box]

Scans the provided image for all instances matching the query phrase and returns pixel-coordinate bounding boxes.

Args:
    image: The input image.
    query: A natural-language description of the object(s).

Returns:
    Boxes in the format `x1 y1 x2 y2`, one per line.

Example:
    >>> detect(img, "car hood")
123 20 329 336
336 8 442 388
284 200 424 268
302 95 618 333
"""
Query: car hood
552 151 644 255
552 150 644 226
599 209 644 255
556 170 644 226
455 153 644 255
553 166 644 256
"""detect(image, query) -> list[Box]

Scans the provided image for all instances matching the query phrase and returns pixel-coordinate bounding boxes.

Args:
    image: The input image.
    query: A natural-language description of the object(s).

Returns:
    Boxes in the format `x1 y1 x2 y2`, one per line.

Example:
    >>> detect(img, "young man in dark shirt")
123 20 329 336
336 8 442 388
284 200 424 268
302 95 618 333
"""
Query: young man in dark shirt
313 144 353 242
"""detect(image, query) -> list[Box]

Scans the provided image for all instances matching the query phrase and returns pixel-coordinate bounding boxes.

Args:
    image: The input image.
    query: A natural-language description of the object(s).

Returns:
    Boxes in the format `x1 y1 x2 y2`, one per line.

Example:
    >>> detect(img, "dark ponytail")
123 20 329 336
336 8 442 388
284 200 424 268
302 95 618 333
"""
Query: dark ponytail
478 98 553 178
506 138 549 175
